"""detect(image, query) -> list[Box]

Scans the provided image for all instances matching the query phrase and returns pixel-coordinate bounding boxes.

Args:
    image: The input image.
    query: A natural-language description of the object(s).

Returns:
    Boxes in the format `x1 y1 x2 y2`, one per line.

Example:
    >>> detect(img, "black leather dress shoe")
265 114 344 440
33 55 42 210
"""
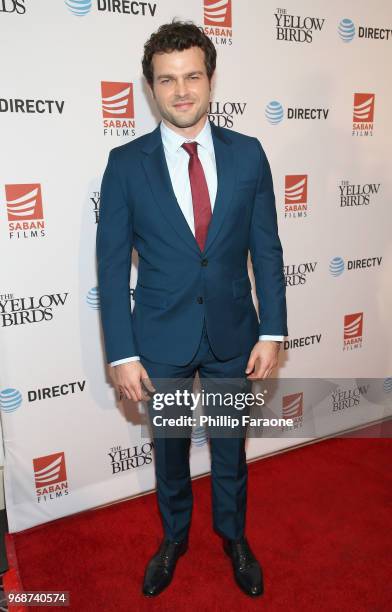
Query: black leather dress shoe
142 538 188 597
223 536 264 597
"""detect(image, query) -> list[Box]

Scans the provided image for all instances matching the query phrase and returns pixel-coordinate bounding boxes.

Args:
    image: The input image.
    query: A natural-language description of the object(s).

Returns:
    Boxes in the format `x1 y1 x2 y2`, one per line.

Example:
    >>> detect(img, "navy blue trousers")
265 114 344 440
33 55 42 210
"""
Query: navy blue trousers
140 320 252 542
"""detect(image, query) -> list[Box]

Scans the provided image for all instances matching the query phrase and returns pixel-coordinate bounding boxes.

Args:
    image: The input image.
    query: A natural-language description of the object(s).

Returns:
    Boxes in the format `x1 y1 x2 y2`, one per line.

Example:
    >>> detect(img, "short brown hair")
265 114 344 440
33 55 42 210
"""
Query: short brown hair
142 20 217 87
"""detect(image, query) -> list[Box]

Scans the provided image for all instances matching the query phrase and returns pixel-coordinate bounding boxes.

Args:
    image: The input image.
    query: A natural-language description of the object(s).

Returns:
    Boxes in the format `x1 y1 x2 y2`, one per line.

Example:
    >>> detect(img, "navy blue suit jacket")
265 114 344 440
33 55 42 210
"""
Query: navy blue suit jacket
96 122 288 365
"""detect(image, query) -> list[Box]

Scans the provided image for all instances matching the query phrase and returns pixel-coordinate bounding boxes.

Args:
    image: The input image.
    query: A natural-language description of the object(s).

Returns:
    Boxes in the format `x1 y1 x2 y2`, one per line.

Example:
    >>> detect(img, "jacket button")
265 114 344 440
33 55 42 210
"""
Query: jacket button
201 258 208 266
197 296 204 304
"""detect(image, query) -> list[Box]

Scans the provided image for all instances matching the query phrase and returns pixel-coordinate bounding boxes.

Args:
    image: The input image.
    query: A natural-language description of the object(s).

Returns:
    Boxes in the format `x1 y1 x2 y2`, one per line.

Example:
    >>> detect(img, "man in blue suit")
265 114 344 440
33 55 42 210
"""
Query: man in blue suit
96 21 288 598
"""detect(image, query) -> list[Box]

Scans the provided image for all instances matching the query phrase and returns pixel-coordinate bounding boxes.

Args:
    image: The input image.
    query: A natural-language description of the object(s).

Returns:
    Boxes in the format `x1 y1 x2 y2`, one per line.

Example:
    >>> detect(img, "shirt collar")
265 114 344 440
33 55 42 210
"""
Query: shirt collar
160 116 214 156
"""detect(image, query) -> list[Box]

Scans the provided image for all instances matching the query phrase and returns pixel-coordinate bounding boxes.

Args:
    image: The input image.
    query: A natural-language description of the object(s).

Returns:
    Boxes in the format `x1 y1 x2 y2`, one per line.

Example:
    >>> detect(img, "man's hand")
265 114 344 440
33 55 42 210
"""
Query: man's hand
245 340 281 380
109 361 156 402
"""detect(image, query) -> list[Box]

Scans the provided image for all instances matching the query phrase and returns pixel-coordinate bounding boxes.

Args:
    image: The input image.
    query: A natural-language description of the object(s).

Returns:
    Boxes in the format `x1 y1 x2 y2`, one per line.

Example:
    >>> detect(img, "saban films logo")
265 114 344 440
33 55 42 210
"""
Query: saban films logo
101 81 136 137
202 0 232 45
339 180 380 206
5 184 45 239
108 442 153 473
281 392 303 431
208 101 246 128
284 175 308 218
343 312 363 351
0 292 68 326
34 452 69 503
352 93 375 136
275 7 325 43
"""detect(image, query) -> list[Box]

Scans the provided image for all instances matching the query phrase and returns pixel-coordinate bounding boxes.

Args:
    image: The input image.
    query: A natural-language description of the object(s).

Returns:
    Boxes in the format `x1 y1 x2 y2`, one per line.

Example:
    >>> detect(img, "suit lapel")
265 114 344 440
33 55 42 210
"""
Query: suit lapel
204 122 236 254
141 125 201 255
141 122 237 256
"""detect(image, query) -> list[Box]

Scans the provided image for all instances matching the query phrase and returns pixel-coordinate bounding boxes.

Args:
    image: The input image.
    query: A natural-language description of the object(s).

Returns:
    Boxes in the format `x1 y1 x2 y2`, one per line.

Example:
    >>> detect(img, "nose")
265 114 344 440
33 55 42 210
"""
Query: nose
175 78 188 98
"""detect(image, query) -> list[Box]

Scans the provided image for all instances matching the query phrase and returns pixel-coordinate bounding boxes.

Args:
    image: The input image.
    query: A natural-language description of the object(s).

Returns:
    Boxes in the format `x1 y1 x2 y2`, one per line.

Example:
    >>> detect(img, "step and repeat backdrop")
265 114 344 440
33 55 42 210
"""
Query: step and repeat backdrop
1 0 391 532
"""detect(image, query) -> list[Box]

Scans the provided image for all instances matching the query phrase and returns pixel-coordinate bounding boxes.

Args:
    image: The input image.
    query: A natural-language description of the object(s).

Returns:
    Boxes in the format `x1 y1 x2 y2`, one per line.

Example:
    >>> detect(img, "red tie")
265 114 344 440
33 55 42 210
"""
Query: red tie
182 142 212 252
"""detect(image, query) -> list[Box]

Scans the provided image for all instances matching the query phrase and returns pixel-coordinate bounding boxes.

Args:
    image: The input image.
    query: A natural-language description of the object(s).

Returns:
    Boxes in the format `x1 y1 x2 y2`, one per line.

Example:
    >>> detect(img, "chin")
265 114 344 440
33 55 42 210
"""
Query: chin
177 118 199 128
171 116 198 128
178 111 205 126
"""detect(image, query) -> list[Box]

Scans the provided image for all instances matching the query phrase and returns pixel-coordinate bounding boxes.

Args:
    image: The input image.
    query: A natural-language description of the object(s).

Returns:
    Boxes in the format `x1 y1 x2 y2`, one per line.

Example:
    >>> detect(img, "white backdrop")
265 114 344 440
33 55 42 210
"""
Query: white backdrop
0 0 391 533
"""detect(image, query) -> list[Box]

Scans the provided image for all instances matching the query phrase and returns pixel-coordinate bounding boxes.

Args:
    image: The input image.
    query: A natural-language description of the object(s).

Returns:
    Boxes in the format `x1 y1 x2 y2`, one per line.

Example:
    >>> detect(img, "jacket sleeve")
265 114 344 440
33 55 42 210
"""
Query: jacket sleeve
96 149 137 364
249 138 288 337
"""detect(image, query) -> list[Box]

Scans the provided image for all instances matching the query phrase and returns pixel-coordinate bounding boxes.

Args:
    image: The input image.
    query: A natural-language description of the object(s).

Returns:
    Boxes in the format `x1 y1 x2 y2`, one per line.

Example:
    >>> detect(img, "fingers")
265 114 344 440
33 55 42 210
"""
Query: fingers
118 381 148 402
245 354 256 375
118 384 136 402
141 371 156 394
247 359 277 380
114 365 155 402
131 381 144 402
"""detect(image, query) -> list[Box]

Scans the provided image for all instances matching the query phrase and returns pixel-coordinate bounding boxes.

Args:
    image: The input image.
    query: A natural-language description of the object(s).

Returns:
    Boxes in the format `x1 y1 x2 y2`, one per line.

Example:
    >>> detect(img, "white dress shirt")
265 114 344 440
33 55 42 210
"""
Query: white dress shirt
109 117 283 366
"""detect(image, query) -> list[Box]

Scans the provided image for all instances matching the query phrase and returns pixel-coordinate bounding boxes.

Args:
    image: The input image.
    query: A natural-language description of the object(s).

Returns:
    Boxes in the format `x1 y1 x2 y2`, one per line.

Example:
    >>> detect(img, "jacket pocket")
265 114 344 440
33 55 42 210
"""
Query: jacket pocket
133 285 168 309
232 275 252 298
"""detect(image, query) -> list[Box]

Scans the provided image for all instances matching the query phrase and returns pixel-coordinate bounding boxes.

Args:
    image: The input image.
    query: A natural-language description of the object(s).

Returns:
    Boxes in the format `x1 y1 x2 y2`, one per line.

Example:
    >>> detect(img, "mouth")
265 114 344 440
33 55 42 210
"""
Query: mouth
173 101 194 111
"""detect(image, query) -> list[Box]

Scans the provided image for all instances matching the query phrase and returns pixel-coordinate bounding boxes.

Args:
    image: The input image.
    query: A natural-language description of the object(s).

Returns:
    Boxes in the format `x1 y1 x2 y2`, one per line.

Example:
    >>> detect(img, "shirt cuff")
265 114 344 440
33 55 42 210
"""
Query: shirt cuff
259 335 284 342
109 356 140 366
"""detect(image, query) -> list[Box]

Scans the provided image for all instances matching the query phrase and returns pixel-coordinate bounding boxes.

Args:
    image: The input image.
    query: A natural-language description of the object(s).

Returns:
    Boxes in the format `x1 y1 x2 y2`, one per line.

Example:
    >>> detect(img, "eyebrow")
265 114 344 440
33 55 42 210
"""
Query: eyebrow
156 70 204 80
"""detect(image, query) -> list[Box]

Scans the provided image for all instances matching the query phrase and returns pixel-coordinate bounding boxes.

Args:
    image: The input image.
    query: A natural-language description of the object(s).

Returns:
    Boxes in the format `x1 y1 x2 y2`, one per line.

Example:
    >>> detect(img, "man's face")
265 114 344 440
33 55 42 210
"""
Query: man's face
150 46 211 131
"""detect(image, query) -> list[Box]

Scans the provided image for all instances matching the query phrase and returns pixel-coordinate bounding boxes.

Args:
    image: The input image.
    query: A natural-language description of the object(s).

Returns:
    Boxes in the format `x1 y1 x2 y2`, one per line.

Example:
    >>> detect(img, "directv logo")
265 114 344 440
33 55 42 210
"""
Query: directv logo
329 257 345 276
338 18 355 42
65 0 92 16
265 101 284 124
86 287 100 309
0 388 22 413
331 255 382 274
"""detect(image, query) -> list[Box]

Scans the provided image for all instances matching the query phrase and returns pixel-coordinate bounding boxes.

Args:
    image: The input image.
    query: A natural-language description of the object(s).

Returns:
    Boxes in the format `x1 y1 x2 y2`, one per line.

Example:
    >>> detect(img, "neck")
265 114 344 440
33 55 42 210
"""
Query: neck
162 113 208 139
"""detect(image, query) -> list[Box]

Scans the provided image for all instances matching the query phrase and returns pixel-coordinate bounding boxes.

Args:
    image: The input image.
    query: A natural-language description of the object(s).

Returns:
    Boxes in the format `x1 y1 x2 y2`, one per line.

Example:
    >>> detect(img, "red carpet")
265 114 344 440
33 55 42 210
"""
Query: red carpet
4 437 392 611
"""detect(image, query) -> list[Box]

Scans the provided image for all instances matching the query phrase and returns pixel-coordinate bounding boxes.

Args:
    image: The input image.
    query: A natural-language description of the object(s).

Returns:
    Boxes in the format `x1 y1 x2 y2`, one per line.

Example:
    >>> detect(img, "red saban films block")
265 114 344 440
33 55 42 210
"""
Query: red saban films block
101 81 136 137
284 175 308 218
33 452 69 502
282 392 303 419
353 93 375 136
343 312 363 350
204 0 232 27
353 93 375 122
5 183 43 221
5 183 45 240
203 0 232 44
101 81 134 118
280 392 304 433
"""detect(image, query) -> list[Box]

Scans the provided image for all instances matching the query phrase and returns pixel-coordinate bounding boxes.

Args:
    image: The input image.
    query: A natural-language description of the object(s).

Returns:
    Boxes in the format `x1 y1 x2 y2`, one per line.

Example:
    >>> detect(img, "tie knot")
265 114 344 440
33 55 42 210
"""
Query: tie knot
182 141 198 157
